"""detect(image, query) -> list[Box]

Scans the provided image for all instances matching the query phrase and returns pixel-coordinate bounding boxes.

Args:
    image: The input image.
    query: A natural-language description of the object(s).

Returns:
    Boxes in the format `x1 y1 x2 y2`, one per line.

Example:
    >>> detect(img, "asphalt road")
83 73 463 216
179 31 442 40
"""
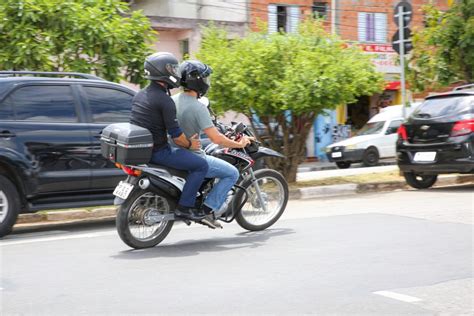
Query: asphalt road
1 184 473 315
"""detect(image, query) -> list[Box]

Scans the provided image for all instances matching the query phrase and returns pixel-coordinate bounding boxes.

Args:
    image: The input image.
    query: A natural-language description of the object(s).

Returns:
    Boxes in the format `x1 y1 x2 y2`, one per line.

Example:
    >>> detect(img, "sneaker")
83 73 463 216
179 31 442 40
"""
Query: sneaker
175 206 205 221
201 213 223 229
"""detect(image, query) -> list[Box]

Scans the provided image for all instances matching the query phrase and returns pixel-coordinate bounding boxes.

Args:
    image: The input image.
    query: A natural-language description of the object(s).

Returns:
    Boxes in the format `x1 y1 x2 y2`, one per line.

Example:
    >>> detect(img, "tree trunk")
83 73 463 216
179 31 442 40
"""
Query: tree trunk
254 112 315 183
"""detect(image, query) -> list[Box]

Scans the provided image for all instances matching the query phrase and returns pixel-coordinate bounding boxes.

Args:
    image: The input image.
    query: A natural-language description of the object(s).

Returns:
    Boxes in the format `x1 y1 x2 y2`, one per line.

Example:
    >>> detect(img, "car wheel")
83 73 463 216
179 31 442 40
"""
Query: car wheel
0 175 21 237
362 147 379 167
336 162 351 169
403 173 438 189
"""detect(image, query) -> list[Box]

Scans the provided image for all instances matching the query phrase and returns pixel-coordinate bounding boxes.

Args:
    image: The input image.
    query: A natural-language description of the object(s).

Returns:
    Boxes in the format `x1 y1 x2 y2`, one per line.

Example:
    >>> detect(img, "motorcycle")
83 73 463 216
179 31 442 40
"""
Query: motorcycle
105 119 289 249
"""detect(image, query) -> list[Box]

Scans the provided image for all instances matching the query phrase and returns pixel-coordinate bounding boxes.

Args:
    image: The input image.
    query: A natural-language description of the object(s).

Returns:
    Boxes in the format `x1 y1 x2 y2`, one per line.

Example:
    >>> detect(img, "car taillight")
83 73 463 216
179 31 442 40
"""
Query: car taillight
451 119 474 137
397 124 408 141
115 163 142 177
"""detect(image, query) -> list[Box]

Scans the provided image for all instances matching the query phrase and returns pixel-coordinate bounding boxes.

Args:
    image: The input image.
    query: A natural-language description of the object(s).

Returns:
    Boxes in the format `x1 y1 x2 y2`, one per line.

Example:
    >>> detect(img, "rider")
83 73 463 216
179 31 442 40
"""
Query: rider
130 52 208 221
173 60 252 228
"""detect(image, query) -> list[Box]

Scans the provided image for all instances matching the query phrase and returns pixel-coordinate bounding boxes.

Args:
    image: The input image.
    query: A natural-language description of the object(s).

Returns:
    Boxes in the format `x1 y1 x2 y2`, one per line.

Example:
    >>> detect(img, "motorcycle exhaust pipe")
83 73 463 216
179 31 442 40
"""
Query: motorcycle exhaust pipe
138 178 150 190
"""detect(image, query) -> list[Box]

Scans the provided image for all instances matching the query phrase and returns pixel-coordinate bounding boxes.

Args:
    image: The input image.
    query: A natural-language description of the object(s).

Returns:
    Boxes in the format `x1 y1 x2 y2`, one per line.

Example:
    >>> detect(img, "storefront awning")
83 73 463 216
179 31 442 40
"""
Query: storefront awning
385 81 401 90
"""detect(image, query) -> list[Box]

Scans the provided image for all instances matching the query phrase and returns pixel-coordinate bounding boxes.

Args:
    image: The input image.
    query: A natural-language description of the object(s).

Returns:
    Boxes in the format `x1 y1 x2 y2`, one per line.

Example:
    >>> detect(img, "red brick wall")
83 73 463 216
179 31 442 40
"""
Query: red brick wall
249 0 450 39
337 0 450 43
249 0 317 31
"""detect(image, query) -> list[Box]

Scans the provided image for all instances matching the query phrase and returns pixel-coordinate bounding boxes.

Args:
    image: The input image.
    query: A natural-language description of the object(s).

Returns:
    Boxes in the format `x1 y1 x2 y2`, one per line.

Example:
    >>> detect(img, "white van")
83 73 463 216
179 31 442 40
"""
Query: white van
325 104 420 168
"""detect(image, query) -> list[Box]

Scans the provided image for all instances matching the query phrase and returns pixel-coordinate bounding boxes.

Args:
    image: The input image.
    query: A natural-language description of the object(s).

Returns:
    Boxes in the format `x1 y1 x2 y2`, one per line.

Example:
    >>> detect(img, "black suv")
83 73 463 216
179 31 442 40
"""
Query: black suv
396 84 474 189
0 71 136 236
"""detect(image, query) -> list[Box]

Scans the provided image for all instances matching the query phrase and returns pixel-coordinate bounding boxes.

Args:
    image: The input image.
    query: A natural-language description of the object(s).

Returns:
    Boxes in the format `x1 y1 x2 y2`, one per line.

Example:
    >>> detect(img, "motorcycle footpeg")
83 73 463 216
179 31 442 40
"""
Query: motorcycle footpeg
182 219 192 226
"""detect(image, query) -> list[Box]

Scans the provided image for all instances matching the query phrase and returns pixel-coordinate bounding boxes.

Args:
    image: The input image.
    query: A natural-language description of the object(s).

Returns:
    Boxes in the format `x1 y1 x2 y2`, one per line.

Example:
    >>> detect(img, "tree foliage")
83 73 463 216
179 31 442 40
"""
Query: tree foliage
408 0 474 91
197 20 383 182
0 0 155 84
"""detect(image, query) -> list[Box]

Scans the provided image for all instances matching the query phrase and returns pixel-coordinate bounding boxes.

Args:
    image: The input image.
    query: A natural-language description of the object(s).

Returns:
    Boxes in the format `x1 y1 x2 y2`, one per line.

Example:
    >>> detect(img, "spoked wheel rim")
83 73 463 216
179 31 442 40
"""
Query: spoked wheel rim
0 190 8 223
127 193 171 242
240 176 285 226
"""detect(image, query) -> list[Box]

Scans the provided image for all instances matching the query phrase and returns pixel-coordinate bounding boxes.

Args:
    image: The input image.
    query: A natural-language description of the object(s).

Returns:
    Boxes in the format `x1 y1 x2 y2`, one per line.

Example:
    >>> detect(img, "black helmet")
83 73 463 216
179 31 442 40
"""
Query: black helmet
144 52 181 88
179 60 213 97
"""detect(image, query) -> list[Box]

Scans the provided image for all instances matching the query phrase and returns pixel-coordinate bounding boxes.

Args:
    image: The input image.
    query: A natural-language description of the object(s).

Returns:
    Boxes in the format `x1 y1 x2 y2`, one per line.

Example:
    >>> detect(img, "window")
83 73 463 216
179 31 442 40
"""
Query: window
268 5 300 33
84 87 133 123
8 85 77 122
357 121 386 136
180 39 189 58
386 120 403 134
0 99 14 120
413 96 474 118
358 12 387 43
313 2 328 19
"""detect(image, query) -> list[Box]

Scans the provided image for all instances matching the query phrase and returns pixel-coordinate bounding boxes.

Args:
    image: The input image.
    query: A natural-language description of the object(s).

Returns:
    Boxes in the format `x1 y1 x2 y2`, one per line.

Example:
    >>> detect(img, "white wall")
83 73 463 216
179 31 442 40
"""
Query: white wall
133 0 247 22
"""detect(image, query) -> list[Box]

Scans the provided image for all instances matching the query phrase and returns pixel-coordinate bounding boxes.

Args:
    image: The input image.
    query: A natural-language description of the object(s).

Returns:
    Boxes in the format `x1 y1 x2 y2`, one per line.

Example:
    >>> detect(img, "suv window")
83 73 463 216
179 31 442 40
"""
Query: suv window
386 120 403 134
0 98 14 120
8 85 77 122
84 86 133 123
413 96 474 118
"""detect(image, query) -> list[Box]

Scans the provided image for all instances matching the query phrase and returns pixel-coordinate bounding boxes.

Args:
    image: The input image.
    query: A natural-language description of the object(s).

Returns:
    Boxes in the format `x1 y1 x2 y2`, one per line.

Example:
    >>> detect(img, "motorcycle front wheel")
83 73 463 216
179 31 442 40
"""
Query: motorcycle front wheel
234 169 289 231
116 189 174 249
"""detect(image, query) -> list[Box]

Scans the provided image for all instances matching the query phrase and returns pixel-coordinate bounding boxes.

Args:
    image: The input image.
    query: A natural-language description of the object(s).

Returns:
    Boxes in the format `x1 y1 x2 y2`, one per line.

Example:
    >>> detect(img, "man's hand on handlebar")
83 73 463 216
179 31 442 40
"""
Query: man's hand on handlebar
236 135 253 148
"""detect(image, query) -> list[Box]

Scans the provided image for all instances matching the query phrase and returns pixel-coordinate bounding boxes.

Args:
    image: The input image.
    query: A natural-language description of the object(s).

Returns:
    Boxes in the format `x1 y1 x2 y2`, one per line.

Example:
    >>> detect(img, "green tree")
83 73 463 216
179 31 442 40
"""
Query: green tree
408 1 474 91
0 0 155 84
197 20 383 182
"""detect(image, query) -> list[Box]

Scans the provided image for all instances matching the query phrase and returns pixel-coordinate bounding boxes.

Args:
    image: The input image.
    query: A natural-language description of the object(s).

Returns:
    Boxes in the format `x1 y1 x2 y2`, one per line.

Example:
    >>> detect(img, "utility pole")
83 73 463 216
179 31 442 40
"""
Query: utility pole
331 0 337 35
398 5 407 119
392 1 413 119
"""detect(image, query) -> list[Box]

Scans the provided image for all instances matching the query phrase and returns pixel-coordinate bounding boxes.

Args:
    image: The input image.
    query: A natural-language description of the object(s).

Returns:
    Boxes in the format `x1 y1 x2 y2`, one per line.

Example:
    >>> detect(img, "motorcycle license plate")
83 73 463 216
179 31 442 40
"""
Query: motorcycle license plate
331 152 342 158
414 152 436 162
113 181 134 200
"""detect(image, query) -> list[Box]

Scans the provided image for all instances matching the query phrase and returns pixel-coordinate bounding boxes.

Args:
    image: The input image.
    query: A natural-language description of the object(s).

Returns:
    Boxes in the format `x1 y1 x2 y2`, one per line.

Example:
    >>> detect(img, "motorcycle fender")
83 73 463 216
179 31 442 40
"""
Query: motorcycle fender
114 196 126 205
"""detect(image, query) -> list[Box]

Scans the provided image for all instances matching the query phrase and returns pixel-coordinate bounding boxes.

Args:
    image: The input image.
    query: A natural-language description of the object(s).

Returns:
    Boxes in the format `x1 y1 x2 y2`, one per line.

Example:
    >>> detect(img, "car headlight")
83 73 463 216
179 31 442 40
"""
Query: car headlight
324 147 331 153
345 144 357 150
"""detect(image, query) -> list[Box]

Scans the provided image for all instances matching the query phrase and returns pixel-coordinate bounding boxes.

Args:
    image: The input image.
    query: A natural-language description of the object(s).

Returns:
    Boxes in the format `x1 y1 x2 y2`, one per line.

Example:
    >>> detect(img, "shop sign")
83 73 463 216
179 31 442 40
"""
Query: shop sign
359 44 401 74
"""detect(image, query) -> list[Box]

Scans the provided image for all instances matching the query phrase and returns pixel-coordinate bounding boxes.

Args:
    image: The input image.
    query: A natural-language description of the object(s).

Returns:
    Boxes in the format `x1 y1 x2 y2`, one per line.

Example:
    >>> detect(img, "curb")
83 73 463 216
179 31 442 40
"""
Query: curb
289 174 473 199
14 174 474 229
297 160 396 173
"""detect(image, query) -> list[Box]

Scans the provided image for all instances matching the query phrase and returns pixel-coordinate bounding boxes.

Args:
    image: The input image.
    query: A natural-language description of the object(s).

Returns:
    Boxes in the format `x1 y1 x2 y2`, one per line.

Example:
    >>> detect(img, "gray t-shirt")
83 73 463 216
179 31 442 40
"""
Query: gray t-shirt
171 93 214 156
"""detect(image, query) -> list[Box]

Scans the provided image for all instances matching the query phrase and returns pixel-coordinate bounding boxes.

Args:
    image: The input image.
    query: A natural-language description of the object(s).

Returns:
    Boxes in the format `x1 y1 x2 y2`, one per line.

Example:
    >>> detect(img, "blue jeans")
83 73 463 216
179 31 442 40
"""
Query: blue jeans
151 145 208 208
203 155 239 211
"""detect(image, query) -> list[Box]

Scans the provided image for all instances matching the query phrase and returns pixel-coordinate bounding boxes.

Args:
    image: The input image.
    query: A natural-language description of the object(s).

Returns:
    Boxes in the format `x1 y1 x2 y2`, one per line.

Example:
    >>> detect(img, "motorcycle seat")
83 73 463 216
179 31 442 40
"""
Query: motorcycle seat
147 164 189 179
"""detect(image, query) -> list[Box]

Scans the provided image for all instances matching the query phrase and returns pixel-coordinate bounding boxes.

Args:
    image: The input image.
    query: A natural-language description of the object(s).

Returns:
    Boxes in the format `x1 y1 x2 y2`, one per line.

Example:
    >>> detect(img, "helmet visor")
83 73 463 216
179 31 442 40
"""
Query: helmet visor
203 75 211 86
166 63 180 78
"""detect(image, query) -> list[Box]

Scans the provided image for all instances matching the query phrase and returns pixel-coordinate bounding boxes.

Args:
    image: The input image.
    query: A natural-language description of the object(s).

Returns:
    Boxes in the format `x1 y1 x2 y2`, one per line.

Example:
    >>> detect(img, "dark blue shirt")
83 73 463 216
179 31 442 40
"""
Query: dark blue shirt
130 81 183 149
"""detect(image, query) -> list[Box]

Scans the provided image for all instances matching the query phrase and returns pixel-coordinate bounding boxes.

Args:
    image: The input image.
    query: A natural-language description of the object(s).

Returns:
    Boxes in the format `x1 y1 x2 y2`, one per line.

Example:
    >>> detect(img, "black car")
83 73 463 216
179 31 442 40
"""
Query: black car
396 84 474 189
0 71 136 236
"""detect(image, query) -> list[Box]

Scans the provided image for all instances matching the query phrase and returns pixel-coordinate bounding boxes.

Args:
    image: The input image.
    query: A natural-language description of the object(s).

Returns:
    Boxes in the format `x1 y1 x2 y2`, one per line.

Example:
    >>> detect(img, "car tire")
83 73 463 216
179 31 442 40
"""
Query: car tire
362 147 379 167
0 175 21 238
336 162 351 169
403 173 438 189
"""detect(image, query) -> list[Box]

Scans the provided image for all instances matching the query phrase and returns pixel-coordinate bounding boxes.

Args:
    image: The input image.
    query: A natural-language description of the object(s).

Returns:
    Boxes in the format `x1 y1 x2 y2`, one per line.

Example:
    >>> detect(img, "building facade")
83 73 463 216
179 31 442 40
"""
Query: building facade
131 0 249 60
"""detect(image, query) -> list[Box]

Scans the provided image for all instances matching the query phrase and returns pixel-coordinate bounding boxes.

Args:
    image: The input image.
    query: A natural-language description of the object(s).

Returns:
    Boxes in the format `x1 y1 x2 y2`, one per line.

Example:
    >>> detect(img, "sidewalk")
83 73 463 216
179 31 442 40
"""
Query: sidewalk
297 159 396 172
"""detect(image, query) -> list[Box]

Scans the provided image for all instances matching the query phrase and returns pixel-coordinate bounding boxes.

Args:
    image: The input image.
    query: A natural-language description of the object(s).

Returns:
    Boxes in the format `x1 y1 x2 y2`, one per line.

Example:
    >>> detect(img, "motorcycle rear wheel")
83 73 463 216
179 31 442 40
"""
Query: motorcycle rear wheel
116 189 174 249
234 169 288 231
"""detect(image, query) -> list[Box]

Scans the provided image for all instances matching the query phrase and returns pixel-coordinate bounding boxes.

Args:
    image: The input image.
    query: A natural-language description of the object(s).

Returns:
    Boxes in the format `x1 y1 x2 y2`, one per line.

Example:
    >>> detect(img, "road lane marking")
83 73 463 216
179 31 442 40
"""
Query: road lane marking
373 291 422 303
1 222 195 247
0 231 117 246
